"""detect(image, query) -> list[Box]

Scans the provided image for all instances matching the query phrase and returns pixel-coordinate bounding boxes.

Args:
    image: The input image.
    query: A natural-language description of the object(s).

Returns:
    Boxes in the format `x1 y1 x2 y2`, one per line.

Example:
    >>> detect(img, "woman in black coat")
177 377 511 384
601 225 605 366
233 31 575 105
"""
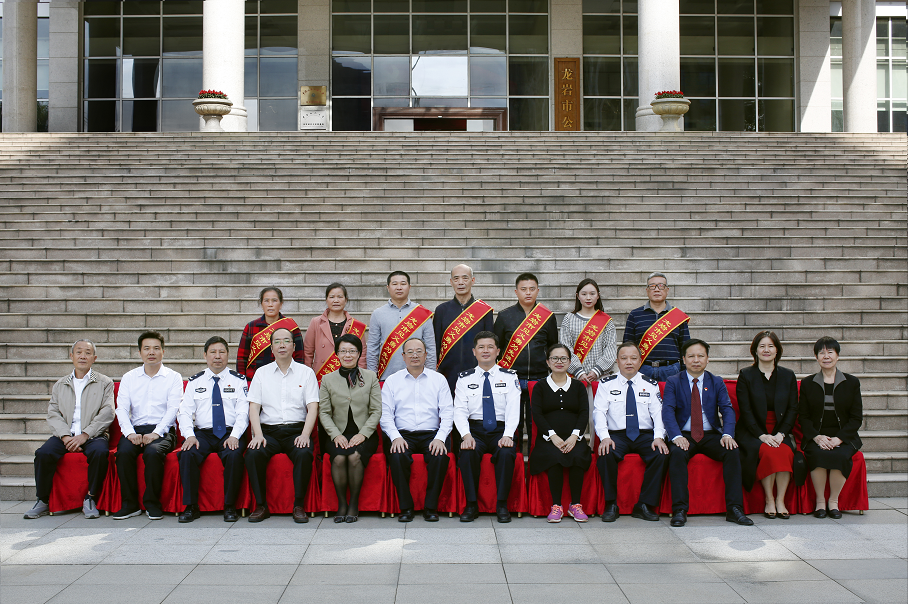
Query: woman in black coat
799 336 863 519
736 331 798 519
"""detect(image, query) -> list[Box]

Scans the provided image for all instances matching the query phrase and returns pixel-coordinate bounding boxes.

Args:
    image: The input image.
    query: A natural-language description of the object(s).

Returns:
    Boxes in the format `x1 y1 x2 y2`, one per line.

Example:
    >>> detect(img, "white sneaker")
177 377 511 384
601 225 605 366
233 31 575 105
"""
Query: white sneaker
83 496 100 519
24 500 50 519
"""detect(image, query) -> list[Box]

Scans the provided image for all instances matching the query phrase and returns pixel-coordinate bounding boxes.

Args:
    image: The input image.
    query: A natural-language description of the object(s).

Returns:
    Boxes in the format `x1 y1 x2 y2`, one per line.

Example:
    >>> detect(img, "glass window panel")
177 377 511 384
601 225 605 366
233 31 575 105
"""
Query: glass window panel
84 2 121 16
471 56 507 95
332 56 372 95
246 98 259 130
334 0 372 11
718 0 752 15
684 98 716 130
412 56 468 95
85 18 121 57
260 16 297 54
718 17 754 55
718 58 755 96
245 56 258 97
757 17 792 56
374 15 410 54
831 60 842 98
510 0 547 12
758 98 793 131
332 98 372 131
122 58 161 98
756 0 791 14
680 0 714 14
163 17 203 56
583 97 621 130
877 18 890 57
375 0 411 12
125 2 160 15
259 98 298 130
374 97 410 106
509 56 548 95
892 60 906 100
624 0 638 12
261 0 298 13
37 59 49 98
471 98 507 107
623 99 637 130
509 97 548 130
123 18 160 56
830 18 842 57
374 56 410 95
162 58 202 97
893 19 906 58
259 57 298 96
471 15 506 54
84 59 119 98
163 1 203 15
623 56 638 96
877 100 890 132
877 60 890 98
583 57 620 96
83 100 118 131
509 15 548 54
246 16 258 56
413 97 469 106
37 18 49 58
680 16 714 55
472 0 507 12
757 58 792 97
623 16 638 55
413 0 467 11
681 57 716 97
122 99 159 131
831 98 843 132
582 0 621 13
161 98 198 130
892 100 906 132
584 15 620 55
37 101 49 132
718 98 755 130
413 15 468 53
332 15 371 54
247 1 258 14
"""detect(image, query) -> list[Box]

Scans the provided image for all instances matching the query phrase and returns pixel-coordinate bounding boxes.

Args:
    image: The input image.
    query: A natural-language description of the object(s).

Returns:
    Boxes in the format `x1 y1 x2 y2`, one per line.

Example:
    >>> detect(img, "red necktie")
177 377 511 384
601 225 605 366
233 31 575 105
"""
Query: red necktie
690 378 704 442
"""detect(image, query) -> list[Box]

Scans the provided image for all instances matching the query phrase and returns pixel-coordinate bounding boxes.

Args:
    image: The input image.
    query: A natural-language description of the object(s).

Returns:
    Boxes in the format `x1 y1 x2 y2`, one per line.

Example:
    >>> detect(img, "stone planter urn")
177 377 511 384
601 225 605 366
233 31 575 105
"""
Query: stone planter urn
193 98 233 132
650 97 690 132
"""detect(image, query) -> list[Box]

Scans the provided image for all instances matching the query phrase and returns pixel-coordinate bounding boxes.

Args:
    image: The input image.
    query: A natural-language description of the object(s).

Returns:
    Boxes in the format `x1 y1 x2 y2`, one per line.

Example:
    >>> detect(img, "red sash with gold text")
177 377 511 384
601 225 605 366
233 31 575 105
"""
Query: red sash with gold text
316 318 367 384
248 317 300 365
572 310 613 364
638 307 691 362
376 305 434 377
437 300 494 366
499 304 554 369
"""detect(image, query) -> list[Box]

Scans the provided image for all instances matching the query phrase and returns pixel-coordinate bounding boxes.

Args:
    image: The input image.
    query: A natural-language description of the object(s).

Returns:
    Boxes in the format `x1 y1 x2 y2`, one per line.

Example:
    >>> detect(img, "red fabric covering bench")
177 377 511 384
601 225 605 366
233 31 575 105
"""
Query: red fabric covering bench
383 453 460 515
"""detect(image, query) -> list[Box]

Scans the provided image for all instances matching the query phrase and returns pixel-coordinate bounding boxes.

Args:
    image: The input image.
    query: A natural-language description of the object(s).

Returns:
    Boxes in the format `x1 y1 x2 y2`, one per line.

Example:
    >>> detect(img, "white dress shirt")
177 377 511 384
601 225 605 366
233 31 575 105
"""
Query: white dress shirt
70 372 90 436
453 365 521 439
247 361 319 425
380 367 454 443
178 368 250 439
593 372 665 440
680 371 715 433
115 364 183 437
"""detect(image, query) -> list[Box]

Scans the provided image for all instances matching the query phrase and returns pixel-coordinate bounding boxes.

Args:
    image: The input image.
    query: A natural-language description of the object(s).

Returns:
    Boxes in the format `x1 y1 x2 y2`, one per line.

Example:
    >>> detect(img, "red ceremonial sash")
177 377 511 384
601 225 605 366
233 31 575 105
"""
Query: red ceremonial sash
248 317 300 365
376 304 434 377
572 310 613 364
499 304 554 369
316 318 367 384
638 307 691 362
437 299 494 366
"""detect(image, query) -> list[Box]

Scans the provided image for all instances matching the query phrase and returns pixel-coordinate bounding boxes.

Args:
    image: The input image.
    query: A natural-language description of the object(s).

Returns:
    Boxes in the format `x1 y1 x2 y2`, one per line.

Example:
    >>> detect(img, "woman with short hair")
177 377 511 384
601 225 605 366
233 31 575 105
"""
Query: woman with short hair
303 283 367 384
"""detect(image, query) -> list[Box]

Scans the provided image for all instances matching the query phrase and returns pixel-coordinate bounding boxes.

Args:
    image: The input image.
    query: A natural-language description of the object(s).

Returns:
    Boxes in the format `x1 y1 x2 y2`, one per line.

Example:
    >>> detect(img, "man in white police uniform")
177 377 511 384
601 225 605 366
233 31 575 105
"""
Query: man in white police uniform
177 336 249 523
454 331 521 523
594 341 669 522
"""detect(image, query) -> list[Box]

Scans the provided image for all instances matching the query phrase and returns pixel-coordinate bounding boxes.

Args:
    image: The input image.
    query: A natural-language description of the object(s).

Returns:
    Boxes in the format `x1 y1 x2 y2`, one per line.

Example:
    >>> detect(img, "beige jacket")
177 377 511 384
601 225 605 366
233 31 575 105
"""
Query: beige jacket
47 369 115 440
318 369 382 440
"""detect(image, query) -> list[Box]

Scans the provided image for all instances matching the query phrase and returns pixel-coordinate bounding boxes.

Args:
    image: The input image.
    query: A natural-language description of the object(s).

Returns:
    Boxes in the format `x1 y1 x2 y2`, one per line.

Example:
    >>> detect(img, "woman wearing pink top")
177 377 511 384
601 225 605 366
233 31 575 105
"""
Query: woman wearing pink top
304 283 367 382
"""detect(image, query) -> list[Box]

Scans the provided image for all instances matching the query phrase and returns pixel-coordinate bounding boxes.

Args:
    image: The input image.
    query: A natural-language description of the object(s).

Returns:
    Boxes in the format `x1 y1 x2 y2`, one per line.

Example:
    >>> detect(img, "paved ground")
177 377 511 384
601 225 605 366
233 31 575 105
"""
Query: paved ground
1 498 906 604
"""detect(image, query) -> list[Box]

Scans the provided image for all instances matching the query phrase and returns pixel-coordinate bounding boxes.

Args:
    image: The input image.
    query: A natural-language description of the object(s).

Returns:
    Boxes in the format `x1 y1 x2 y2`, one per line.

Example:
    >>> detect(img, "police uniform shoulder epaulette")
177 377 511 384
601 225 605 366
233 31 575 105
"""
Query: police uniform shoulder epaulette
459 367 477 378
499 368 516 375
600 374 619 383
188 370 205 381
228 369 247 381
642 375 659 386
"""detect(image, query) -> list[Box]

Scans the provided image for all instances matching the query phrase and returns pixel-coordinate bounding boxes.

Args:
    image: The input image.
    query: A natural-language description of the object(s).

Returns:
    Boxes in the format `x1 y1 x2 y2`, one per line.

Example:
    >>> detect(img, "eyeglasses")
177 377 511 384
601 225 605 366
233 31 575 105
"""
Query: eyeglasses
404 350 425 356
338 349 359 356
272 339 292 346
548 356 569 363
646 284 667 291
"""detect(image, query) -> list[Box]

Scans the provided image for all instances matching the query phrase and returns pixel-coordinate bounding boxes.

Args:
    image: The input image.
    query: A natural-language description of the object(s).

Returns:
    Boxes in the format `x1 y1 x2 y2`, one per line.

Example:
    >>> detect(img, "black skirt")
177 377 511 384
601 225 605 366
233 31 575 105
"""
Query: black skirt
802 440 857 478
322 407 378 464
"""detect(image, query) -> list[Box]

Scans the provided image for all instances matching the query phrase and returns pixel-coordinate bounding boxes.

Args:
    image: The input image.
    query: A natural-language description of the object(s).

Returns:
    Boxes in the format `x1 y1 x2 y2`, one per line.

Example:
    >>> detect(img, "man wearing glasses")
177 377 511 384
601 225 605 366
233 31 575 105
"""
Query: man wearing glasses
622 272 691 381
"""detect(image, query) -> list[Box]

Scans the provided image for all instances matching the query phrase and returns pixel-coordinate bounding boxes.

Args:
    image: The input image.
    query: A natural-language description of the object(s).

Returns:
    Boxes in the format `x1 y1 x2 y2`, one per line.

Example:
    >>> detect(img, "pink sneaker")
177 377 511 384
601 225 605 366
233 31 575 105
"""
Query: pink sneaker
546 504 564 523
568 503 589 522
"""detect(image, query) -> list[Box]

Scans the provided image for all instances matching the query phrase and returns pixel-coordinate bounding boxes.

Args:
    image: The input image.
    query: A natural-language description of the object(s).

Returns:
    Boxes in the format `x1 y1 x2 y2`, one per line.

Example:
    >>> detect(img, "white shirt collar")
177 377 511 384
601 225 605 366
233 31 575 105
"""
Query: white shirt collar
270 360 300 376
619 372 639 387
71 370 91 383
206 367 230 380
546 375 570 391
404 368 427 380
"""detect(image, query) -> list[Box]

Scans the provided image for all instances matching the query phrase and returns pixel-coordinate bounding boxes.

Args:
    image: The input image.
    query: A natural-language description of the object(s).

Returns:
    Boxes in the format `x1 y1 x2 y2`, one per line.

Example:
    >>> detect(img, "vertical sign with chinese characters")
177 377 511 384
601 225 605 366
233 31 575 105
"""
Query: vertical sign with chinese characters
554 58 581 131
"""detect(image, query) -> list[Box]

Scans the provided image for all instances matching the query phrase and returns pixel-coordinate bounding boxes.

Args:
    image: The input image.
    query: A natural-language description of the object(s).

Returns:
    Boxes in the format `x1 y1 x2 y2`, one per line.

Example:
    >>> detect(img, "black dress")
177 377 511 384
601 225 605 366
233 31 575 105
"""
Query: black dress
528 378 592 475
799 372 862 478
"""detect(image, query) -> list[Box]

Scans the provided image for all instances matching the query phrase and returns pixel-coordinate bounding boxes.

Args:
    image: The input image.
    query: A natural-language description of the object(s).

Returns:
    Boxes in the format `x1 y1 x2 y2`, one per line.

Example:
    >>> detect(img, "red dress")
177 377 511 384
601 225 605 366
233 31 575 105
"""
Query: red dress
756 411 794 480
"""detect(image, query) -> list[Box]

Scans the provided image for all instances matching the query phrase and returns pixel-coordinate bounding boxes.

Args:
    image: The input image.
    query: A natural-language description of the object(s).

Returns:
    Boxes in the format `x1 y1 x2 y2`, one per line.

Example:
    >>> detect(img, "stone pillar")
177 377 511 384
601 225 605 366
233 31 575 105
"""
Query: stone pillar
2 0 39 133
636 0 680 131
798 0 832 132
551 0 583 131
842 0 877 132
48 0 80 132
202 0 246 131
299 0 330 130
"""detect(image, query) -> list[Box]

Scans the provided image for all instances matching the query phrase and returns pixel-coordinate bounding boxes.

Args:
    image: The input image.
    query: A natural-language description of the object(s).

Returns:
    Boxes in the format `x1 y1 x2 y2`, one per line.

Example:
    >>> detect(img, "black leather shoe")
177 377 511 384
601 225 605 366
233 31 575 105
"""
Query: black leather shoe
601 502 619 522
178 504 200 523
670 510 687 527
631 503 660 522
496 506 511 523
422 508 440 522
828 508 843 519
398 509 415 522
460 504 479 522
813 508 828 518
223 506 238 523
726 505 754 526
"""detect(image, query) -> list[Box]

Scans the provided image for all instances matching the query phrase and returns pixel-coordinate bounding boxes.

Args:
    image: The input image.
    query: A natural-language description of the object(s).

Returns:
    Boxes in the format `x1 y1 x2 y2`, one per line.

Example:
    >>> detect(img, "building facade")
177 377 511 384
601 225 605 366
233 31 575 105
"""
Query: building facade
0 0 904 133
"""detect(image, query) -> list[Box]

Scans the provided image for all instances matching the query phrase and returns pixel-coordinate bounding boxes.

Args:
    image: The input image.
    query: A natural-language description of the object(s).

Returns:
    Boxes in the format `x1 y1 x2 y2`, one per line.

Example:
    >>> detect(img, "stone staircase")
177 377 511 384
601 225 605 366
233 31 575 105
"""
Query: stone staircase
0 131 905 500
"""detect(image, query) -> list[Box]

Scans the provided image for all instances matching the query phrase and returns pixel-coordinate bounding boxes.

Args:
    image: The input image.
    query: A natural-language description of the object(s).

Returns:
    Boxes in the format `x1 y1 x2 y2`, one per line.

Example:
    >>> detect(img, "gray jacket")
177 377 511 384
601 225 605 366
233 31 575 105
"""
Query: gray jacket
47 369 115 440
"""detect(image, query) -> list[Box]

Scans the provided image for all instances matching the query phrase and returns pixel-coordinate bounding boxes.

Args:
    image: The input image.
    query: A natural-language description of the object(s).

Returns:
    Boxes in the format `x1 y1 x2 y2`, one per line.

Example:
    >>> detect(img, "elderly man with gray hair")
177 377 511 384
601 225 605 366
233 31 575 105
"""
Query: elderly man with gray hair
24 340 115 519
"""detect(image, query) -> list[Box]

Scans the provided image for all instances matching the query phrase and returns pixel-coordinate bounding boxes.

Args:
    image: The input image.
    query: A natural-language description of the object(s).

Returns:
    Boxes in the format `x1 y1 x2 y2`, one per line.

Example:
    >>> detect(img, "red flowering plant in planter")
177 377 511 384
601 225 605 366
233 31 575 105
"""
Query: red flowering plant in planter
654 90 684 99
198 89 229 100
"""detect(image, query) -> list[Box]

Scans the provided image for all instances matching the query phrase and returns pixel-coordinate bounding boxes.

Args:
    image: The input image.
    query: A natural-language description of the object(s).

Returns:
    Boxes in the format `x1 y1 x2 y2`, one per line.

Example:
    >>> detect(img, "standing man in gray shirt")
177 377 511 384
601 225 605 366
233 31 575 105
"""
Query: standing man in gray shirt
367 270 436 380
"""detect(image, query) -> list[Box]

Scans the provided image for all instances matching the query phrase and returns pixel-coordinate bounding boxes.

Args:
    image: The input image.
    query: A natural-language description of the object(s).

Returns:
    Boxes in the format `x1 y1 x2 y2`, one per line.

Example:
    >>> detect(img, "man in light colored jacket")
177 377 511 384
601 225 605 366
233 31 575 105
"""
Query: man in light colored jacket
24 340 115 519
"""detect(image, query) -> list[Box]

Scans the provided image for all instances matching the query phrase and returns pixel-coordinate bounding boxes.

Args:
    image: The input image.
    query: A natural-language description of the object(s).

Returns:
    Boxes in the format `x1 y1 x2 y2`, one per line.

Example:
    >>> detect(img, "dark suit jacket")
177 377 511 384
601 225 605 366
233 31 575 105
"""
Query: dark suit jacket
662 370 736 442
735 365 798 438
798 370 863 450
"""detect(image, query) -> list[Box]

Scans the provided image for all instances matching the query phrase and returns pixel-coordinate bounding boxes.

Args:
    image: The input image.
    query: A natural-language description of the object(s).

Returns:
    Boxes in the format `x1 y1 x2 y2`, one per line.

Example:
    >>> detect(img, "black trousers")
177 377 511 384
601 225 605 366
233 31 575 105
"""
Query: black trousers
116 425 175 510
388 429 450 510
668 430 744 513
244 422 314 507
597 430 668 507
177 429 248 506
458 420 516 505
34 435 109 503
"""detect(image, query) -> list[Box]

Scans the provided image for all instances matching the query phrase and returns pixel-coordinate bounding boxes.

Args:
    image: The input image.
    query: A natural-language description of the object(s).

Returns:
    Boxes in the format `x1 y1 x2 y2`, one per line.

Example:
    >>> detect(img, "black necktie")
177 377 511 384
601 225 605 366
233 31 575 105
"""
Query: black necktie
626 381 639 441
